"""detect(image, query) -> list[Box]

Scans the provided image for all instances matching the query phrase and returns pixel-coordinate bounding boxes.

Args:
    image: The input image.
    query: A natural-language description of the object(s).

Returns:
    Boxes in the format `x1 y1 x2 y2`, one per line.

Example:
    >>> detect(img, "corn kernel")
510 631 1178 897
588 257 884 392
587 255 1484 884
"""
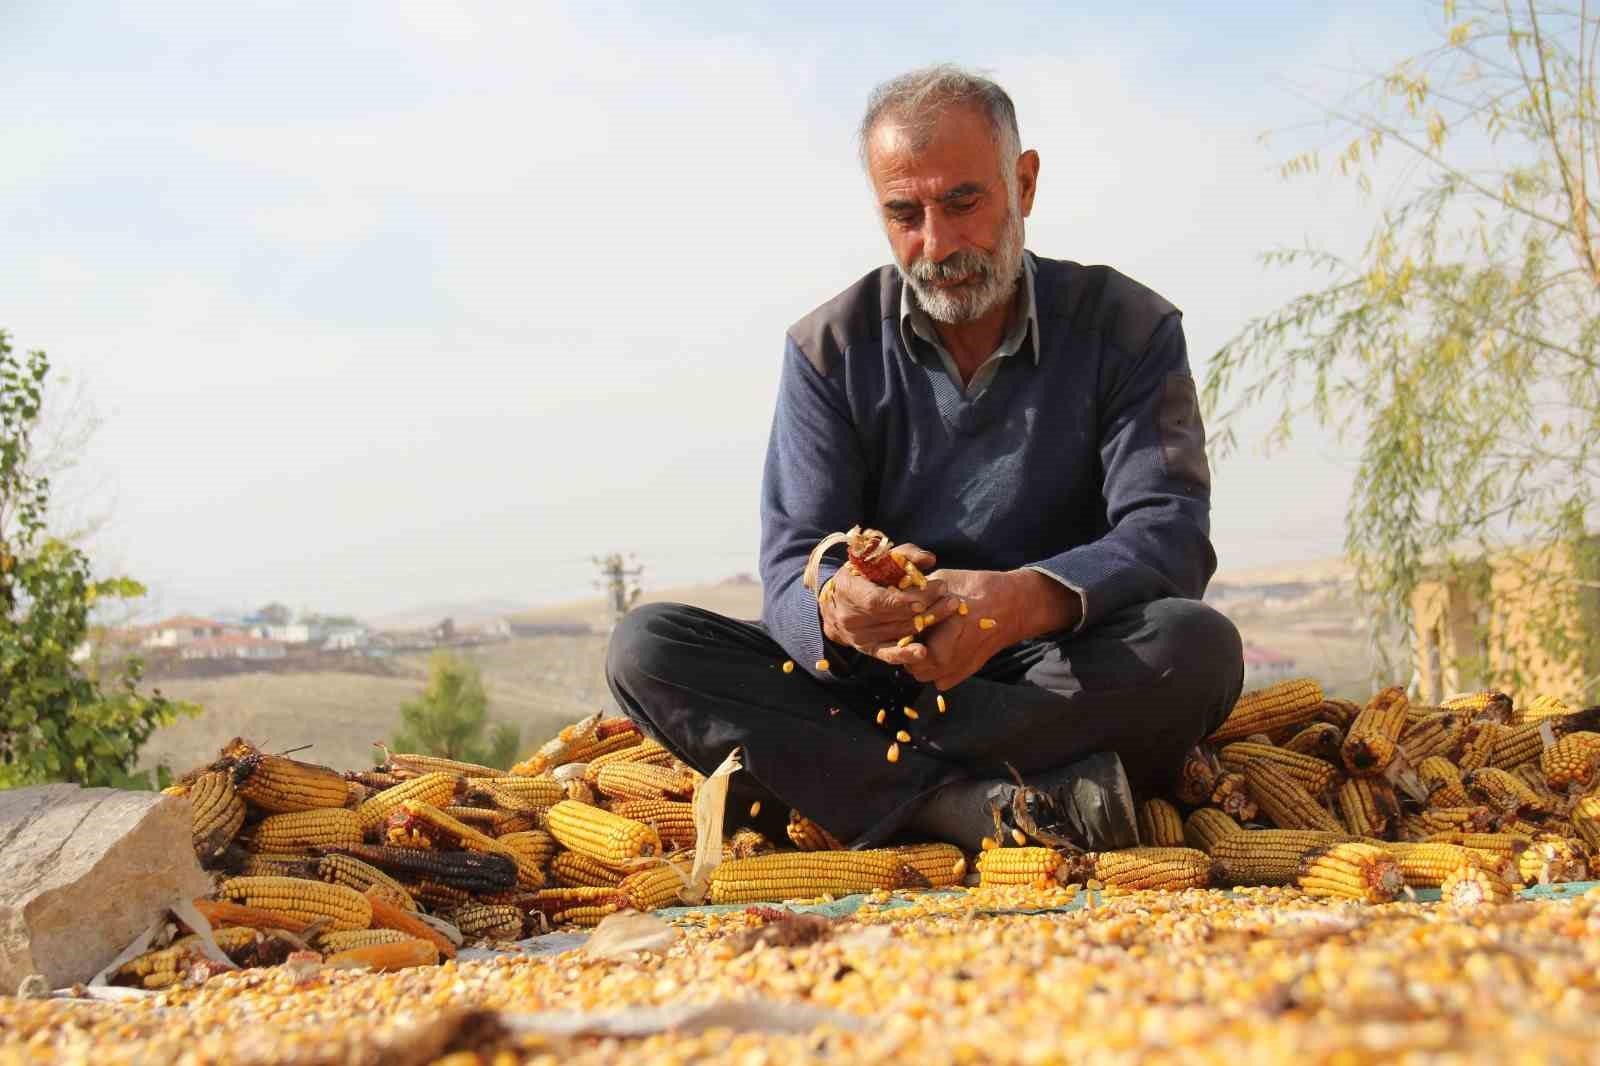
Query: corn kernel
896 730 911 743
978 618 997 630
875 709 887 725
914 615 926 633
981 836 998 850
897 635 916 648
958 601 970 616
748 802 761 817
815 659 830 672
781 660 795 674
936 694 947 714
1011 828 1027 846
887 743 900 763
903 706 919 720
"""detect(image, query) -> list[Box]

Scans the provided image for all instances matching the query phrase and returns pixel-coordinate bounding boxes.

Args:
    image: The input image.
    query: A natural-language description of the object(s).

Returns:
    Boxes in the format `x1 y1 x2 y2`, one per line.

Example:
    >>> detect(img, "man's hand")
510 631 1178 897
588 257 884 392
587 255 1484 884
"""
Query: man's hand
818 544 961 655
872 568 1082 690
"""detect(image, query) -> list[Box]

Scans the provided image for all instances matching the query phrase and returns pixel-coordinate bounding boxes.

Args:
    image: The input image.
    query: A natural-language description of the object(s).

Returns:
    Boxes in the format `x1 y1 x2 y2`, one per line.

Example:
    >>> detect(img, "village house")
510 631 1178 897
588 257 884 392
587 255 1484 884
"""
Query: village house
179 633 288 662
140 615 235 649
1242 644 1298 686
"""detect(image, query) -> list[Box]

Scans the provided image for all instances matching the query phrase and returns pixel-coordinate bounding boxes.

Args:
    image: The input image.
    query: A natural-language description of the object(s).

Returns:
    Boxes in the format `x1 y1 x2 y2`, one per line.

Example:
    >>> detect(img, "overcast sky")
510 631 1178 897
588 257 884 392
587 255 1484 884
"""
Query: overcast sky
3 1 1442 620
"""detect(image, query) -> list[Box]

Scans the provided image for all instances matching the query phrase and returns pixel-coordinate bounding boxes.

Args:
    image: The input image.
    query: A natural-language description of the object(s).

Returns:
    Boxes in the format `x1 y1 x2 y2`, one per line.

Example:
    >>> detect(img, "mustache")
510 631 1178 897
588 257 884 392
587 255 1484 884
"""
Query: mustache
906 248 994 283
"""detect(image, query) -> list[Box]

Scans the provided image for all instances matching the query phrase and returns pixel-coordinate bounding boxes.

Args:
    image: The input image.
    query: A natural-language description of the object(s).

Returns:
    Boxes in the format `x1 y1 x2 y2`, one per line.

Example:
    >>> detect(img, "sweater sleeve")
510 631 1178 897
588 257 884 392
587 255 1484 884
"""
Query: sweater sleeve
1025 313 1216 631
759 336 865 678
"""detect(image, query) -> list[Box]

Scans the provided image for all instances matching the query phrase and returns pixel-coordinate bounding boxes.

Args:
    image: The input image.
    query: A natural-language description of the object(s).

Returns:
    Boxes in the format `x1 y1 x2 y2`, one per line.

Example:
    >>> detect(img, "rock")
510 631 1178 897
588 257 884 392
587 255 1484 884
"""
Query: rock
0 784 211 990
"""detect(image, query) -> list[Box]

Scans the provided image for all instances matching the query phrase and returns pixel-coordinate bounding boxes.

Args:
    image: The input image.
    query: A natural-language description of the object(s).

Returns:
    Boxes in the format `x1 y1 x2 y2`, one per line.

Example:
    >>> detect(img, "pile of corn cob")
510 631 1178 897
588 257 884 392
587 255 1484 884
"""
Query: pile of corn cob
132 679 1600 988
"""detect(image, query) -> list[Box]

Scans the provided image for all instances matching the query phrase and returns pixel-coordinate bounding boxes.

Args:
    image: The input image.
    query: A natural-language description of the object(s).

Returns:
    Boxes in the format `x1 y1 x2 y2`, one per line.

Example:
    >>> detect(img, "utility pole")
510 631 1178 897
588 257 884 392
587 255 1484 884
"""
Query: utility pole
592 553 643 631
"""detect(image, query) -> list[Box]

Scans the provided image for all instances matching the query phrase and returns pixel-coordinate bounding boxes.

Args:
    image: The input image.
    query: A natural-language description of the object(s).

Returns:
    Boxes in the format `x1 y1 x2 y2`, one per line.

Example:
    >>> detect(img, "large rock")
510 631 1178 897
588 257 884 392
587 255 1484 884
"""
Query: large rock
0 784 211 991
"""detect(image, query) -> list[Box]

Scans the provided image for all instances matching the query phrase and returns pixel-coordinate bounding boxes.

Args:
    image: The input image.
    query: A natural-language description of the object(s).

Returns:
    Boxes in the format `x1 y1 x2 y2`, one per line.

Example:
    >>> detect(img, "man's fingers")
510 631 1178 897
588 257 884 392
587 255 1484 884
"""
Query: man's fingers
896 543 938 572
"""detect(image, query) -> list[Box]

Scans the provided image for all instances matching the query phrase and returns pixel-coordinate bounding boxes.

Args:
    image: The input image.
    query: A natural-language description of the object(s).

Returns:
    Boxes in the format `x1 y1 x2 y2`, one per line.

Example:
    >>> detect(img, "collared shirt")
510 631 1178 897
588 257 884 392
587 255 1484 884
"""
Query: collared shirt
898 250 1041 398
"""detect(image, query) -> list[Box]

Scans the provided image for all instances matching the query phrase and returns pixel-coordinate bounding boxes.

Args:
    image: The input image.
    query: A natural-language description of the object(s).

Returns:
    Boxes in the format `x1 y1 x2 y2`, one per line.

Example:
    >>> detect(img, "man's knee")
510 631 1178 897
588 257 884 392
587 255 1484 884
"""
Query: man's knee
605 601 692 692
1144 598 1244 727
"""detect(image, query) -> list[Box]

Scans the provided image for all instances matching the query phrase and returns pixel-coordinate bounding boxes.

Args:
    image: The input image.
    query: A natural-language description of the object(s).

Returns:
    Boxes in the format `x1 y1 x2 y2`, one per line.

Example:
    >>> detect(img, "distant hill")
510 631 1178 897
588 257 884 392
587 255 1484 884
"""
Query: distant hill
366 598 537 631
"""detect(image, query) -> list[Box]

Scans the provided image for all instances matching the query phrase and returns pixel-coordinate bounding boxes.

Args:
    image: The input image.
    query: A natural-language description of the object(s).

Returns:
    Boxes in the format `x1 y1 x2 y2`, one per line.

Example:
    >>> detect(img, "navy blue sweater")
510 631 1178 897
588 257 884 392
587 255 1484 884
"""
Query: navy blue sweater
759 255 1216 678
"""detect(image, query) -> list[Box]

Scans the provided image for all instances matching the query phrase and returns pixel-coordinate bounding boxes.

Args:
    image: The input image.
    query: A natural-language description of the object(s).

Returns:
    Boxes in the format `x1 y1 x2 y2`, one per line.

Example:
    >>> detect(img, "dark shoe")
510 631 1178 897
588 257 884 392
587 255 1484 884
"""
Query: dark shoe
989 751 1140 852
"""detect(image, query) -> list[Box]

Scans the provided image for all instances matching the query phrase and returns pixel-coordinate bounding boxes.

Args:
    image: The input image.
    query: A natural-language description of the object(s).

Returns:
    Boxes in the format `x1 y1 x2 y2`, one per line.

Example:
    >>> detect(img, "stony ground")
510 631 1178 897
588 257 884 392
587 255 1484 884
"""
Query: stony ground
3 884 1598 1065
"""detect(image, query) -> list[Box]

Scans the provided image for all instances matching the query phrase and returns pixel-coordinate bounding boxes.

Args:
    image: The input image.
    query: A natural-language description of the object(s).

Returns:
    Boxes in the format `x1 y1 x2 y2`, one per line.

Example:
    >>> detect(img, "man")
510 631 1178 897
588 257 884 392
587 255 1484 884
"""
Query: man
607 66 1243 852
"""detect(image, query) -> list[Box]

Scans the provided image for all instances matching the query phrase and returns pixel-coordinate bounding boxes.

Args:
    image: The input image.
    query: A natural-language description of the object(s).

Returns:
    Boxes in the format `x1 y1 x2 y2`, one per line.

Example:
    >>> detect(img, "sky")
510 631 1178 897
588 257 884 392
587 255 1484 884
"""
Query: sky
2 0 1446 620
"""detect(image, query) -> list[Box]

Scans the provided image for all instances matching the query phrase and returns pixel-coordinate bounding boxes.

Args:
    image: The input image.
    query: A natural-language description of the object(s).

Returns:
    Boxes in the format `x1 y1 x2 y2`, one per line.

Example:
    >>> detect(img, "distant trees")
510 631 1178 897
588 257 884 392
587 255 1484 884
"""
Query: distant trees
390 651 520 769
1205 2 1600 688
0 330 194 789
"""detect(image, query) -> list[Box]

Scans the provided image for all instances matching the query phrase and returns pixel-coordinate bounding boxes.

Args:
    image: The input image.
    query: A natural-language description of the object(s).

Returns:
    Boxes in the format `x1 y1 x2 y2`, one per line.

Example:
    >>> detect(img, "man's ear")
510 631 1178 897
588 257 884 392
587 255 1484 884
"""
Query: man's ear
1016 150 1040 217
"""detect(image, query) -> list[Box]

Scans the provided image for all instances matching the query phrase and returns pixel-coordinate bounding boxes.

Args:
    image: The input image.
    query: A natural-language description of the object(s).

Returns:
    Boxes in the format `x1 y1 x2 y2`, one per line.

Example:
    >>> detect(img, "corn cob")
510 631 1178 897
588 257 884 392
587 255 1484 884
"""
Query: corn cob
1403 703 1443 728
325 843 518 893
1521 693 1574 722
581 738 673 784
618 859 693 910
551 900 627 927
325 938 438 971
378 748 507 779
406 879 475 909
1440 862 1516 906
1412 806 1499 835
1340 687 1409 775
215 876 372 931
315 928 410 953
1463 767 1551 815
1398 712 1466 763
1334 777 1401 839
388 803 542 885
725 827 775 860
1296 841 1403 903
1137 798 1185 848
316 854 417 912
976 846 1064 887
188 770 247 862
1211 830 1350 886
597 717 641 740
364 888 456 959
787 811 843 851
1378 842 1502 888
464 773 565 813
594 762 695 802
1512 763 1559 805
524 886 623 919
346 770 404 792
556 732 642 771
1486 722 1546 770
1281 722 1345 764
1417 757 1471 807
709 847 945 903
1219 743 1341 796
1570 794 1600 851
1442 690 1515 722
551 850 627 888
1210 772 1258 822
1244 761 1345 833
1423 832 1531 858
491 813 540 837
217 739 349 814
498 830 559 883
450 903 524 940
244 807 363 852
1516 837 1588 884
1457 721 1502 772
188 898 316 935
115 929 259 983
1183 807 1243 852
803 525 920 592
357 772 458 833
513 712 601 775
611 800 697 850
438 805 510 830
562 779 599 805
1174 747 1221 807
885 843 967 887
1542 732 1600 789
1207 678 1324 744
546 799 660 864
1312 698 1361 731
1086 848 1213 891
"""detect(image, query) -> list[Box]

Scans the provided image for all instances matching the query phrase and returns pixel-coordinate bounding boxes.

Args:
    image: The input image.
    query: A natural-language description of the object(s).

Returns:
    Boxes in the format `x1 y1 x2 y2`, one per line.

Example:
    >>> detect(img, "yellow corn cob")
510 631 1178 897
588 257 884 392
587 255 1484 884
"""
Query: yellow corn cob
1441 690 1514 722
325 938 438 971
236 852 316 878
562 779 599 805
1210 772 1258 822
593 762 695 802
1281 722 1345 764
1463 767 1550 815
1542 732 1600 789
405 879 474 910
525 885 622 917
515 713 602 775
1570 794 1600 851
316 854 417 912
1423 832 1531 858
190 899 314 935
1174 747 1221 807
464 774 565 813
610 800 697 850
1312 698 1361 731
379 748 508 779
1499 816 1545 839
315 928 411 953
1244 760 1345 833
787 811 844 851
546 800 660 864
498 829 559 878
1512 763 1558 805
1417 757 1471 807
1296 841 1403 903
1219 743 1341 795
581 738 674 784
188 770 246 862
618 859 693 910
438 805 508 830
1516 836 1588 885
1377 842 1503 888
215 876 372 931
1440 862 1516 906
1089 847 1213 891
115 928 260 982
551 849 627 888
710 847 950 903
1137 798 1185 848
1207 678 1324 744
552 901 626 927
1412 806 1499 835
1457 721 1502 772
1340 687 1409 775
976 846 1064 887
244 808 363 852
725 827 775 860
1334 776 1401 839
1182 807 1242 852
542 731 640 774
1487 722 1546 770
450 903 524 940
357 772 458 832
1211 830 1351 886
1398 712 1467 763
364 889 456 959
1521 694 1574 722
885 843 967 887
219 740 349 814
491 813 540 837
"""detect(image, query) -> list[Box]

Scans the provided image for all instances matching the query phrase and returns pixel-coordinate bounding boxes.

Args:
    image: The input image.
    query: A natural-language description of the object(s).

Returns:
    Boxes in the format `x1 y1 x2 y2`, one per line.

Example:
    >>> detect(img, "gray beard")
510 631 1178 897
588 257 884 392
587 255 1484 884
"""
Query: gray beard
896 206 1025 325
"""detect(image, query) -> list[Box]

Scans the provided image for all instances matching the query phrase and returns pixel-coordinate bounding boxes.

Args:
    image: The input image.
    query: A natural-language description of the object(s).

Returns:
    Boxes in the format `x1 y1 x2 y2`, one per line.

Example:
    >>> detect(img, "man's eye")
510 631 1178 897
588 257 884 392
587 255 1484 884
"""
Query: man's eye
949 198 978 213
890 212 920 227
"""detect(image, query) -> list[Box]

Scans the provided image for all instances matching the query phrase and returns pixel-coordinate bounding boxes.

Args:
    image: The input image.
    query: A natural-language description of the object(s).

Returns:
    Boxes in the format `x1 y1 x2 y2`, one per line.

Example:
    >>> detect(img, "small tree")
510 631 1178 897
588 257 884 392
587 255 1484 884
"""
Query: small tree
1205 2 1600 693
391 651 520 769
0 331 194 789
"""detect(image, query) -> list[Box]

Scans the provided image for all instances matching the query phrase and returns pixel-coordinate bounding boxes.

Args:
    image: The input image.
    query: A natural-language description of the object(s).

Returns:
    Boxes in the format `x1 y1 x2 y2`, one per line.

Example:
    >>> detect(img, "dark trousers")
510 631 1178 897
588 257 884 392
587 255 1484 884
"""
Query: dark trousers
605 597 1243 846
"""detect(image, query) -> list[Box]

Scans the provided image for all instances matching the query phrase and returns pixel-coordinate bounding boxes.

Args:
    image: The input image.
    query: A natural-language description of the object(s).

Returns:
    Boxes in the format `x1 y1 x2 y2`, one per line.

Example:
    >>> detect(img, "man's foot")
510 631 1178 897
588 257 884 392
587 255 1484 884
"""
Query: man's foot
909 751 1140 852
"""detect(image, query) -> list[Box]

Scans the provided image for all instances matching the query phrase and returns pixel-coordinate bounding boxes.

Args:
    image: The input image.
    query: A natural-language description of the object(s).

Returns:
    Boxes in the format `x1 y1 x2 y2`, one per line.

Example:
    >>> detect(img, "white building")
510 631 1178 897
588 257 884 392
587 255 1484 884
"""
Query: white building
142 615 234 649
322 625 370 651
179 634 287 661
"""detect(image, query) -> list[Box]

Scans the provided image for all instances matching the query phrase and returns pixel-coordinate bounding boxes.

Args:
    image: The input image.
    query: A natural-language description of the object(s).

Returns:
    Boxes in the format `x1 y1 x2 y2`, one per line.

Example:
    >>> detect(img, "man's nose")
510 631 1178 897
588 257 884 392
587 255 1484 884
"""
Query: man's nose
922 211 957 263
